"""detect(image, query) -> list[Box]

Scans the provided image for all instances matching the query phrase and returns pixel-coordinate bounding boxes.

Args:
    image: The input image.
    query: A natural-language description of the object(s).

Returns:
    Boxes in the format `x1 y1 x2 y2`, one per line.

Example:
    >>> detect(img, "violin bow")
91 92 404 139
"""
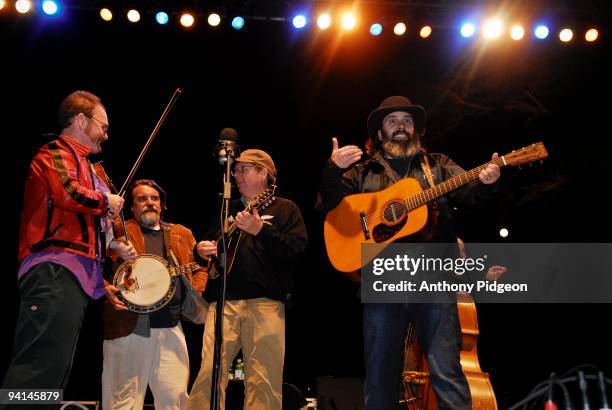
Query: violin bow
118 88 184 197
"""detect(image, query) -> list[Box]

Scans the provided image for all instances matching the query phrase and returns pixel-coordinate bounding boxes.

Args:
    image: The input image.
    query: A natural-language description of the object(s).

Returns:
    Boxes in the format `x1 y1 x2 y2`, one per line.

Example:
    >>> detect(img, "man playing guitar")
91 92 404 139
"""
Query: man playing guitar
188 149 308 410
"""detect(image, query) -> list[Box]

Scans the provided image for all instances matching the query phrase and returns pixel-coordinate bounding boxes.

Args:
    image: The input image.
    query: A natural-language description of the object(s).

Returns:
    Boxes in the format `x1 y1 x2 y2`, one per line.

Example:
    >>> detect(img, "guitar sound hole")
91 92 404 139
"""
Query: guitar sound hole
372 218 408 243
382 201 407 224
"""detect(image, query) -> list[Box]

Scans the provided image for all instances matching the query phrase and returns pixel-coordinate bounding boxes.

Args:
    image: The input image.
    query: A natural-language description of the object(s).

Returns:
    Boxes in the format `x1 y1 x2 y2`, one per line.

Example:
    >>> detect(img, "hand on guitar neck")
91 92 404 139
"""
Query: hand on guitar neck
235 208 263 235
479 153 501 184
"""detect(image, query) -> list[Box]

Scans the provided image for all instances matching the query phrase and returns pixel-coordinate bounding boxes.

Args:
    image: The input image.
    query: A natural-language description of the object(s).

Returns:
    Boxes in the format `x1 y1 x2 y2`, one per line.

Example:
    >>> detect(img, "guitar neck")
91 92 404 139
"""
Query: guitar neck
227 203 254 236
406 156 506 210
169 262 200 277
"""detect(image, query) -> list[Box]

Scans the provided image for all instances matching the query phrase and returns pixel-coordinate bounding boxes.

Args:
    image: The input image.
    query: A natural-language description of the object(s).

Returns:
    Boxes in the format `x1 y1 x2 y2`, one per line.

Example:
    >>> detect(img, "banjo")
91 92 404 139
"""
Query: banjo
113 254 201 313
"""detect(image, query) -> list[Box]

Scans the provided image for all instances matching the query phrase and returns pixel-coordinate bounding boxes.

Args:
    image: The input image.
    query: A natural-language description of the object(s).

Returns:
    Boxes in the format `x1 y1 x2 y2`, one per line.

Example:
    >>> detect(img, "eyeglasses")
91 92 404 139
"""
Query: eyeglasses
231 165 257 177
86 114 109 134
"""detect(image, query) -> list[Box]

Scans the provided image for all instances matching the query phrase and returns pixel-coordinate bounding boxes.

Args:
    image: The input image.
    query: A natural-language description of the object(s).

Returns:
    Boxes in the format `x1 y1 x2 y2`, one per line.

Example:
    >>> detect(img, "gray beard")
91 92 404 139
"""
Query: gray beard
139 212 160 228
382 137 421 159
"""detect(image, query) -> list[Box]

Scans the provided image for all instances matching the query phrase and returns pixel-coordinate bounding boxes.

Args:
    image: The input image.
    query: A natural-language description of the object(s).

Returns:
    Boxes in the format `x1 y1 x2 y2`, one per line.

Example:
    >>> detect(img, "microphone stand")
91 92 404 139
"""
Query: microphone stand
210 145 235 410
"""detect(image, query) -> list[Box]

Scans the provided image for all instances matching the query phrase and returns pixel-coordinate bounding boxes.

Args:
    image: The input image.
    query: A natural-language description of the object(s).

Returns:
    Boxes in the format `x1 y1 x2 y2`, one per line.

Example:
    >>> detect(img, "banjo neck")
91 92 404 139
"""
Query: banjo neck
168 262 201 278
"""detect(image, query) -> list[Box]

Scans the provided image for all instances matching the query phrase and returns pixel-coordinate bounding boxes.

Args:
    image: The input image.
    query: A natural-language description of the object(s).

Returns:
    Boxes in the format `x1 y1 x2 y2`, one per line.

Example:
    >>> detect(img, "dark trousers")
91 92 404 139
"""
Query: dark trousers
363 303 472 410
2 263 89 393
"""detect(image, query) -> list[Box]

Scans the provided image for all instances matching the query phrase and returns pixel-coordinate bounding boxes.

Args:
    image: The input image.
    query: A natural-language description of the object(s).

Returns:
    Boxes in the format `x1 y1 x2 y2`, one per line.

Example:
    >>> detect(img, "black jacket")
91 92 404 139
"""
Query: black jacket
199 196 308 303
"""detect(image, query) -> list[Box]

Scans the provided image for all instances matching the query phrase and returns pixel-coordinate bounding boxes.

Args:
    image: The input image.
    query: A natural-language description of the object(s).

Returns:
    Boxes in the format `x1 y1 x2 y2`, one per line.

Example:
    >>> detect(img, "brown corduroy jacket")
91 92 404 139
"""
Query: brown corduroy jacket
103 219 207 340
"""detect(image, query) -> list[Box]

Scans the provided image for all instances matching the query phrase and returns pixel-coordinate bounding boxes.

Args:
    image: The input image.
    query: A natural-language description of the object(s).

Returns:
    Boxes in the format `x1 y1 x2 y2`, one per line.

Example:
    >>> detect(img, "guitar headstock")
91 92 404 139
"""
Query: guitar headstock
502 142 548 167
246 184 277 212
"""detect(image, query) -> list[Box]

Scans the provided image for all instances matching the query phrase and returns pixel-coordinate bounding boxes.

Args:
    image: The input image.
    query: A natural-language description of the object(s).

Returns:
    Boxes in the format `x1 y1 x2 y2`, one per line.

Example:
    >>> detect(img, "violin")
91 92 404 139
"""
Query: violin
92 162 135 287
92 162 129 244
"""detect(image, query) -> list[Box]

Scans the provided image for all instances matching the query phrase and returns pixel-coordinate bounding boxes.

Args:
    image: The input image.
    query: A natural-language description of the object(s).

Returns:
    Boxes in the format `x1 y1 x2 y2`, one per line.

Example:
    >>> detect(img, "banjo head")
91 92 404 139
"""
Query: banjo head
114 254 174 313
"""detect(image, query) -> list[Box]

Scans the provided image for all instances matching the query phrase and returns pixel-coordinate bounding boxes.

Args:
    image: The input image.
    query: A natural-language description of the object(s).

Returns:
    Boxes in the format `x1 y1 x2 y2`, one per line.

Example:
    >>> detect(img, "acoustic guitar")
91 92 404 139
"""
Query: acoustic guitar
324 143 548 272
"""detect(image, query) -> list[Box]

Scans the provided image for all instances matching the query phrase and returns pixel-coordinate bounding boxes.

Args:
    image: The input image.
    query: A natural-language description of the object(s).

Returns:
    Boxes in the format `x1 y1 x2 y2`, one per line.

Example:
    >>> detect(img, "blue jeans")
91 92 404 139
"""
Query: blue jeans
363 303 471 410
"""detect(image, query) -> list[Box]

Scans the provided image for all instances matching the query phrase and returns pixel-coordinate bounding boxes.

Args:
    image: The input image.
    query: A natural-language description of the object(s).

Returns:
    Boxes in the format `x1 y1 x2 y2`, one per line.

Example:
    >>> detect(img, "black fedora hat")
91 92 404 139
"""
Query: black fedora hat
367 96 426 138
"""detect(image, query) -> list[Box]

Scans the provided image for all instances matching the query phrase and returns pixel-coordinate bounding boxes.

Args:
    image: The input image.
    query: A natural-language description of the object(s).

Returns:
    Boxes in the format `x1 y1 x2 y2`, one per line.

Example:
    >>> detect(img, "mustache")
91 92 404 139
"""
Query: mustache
391 130 410 139
143 206 160 212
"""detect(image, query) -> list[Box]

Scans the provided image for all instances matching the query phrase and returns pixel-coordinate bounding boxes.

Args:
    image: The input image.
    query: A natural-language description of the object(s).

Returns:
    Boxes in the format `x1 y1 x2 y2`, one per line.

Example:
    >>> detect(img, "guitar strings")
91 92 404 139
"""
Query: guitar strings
362 162 493 223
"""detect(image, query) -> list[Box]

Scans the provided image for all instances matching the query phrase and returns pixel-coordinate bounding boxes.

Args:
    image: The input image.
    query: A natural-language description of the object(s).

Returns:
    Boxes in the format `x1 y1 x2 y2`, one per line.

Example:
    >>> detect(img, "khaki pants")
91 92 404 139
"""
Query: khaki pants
188 298 285 410
102 324 190 410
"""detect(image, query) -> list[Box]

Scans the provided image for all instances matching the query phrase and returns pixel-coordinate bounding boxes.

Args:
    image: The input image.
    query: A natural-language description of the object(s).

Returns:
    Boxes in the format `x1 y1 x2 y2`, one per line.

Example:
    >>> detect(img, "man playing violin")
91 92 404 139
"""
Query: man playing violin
187 149 308 410
102 179 207 410
2 91 136 394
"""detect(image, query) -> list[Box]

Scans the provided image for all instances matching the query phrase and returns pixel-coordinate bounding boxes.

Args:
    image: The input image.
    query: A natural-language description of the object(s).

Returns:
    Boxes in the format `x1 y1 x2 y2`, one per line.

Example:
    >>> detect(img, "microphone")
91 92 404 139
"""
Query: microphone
579 371 592 410
599 371 610 410
545 373 558 410
215 127 240 165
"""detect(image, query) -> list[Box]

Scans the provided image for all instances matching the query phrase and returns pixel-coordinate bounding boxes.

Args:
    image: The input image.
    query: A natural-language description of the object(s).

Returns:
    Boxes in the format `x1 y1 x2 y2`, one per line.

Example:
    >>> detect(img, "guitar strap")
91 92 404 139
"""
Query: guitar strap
421 154 436 188
421 154 439 210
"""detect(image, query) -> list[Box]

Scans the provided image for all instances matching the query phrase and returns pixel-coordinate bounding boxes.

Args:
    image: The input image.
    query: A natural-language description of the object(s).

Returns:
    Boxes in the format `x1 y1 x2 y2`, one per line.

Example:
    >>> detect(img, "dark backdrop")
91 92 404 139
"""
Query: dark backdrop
2 2 611 407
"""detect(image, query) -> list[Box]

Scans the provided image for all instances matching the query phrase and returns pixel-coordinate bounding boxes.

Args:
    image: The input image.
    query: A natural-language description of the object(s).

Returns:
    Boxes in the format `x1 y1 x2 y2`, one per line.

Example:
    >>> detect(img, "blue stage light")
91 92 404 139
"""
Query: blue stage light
232 16 245 30
460 22 476 38
156 12 169 25
370 23 382 36
42 0 59 16
292 15 307 29
534 25 549 39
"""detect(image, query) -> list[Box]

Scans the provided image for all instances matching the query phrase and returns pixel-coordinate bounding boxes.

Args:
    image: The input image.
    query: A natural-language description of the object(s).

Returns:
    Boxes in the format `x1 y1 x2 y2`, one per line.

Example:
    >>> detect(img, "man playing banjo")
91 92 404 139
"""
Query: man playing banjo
102 179 207 410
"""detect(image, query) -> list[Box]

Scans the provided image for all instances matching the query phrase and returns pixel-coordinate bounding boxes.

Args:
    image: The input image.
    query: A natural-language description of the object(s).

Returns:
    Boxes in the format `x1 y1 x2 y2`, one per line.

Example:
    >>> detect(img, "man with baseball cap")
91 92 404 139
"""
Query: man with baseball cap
188 149 308 410
317 96 500 410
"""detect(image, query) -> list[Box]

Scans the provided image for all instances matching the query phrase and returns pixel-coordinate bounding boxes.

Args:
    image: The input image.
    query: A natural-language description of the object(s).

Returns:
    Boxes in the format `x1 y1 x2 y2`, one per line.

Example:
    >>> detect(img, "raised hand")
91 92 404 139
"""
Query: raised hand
330 137 363 169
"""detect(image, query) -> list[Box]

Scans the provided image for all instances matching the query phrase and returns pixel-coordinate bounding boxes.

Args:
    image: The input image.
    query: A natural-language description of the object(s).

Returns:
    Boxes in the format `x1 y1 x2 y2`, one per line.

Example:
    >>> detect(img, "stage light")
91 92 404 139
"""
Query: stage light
483 18 503 39
41 0 59 16
207 13 220 27
460 23 476 38
127 9 140 23
0 0 5 10
292 14 306 29
232 16 244 30
180 13 194 28
369 23 382 36
559 28 573 42
155 11 168 25
393 22 406 36
317 13 331 29
585 28 598 42
499 228 509 238
100 8 112 21
341 13 356 30
15 0 32 14
534 25 549 39
510 25 524 40
420 25 432 38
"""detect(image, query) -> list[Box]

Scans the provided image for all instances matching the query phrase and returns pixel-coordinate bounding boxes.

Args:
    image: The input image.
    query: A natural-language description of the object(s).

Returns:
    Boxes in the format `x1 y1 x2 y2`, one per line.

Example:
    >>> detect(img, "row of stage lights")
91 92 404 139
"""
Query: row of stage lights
1 0 601 43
